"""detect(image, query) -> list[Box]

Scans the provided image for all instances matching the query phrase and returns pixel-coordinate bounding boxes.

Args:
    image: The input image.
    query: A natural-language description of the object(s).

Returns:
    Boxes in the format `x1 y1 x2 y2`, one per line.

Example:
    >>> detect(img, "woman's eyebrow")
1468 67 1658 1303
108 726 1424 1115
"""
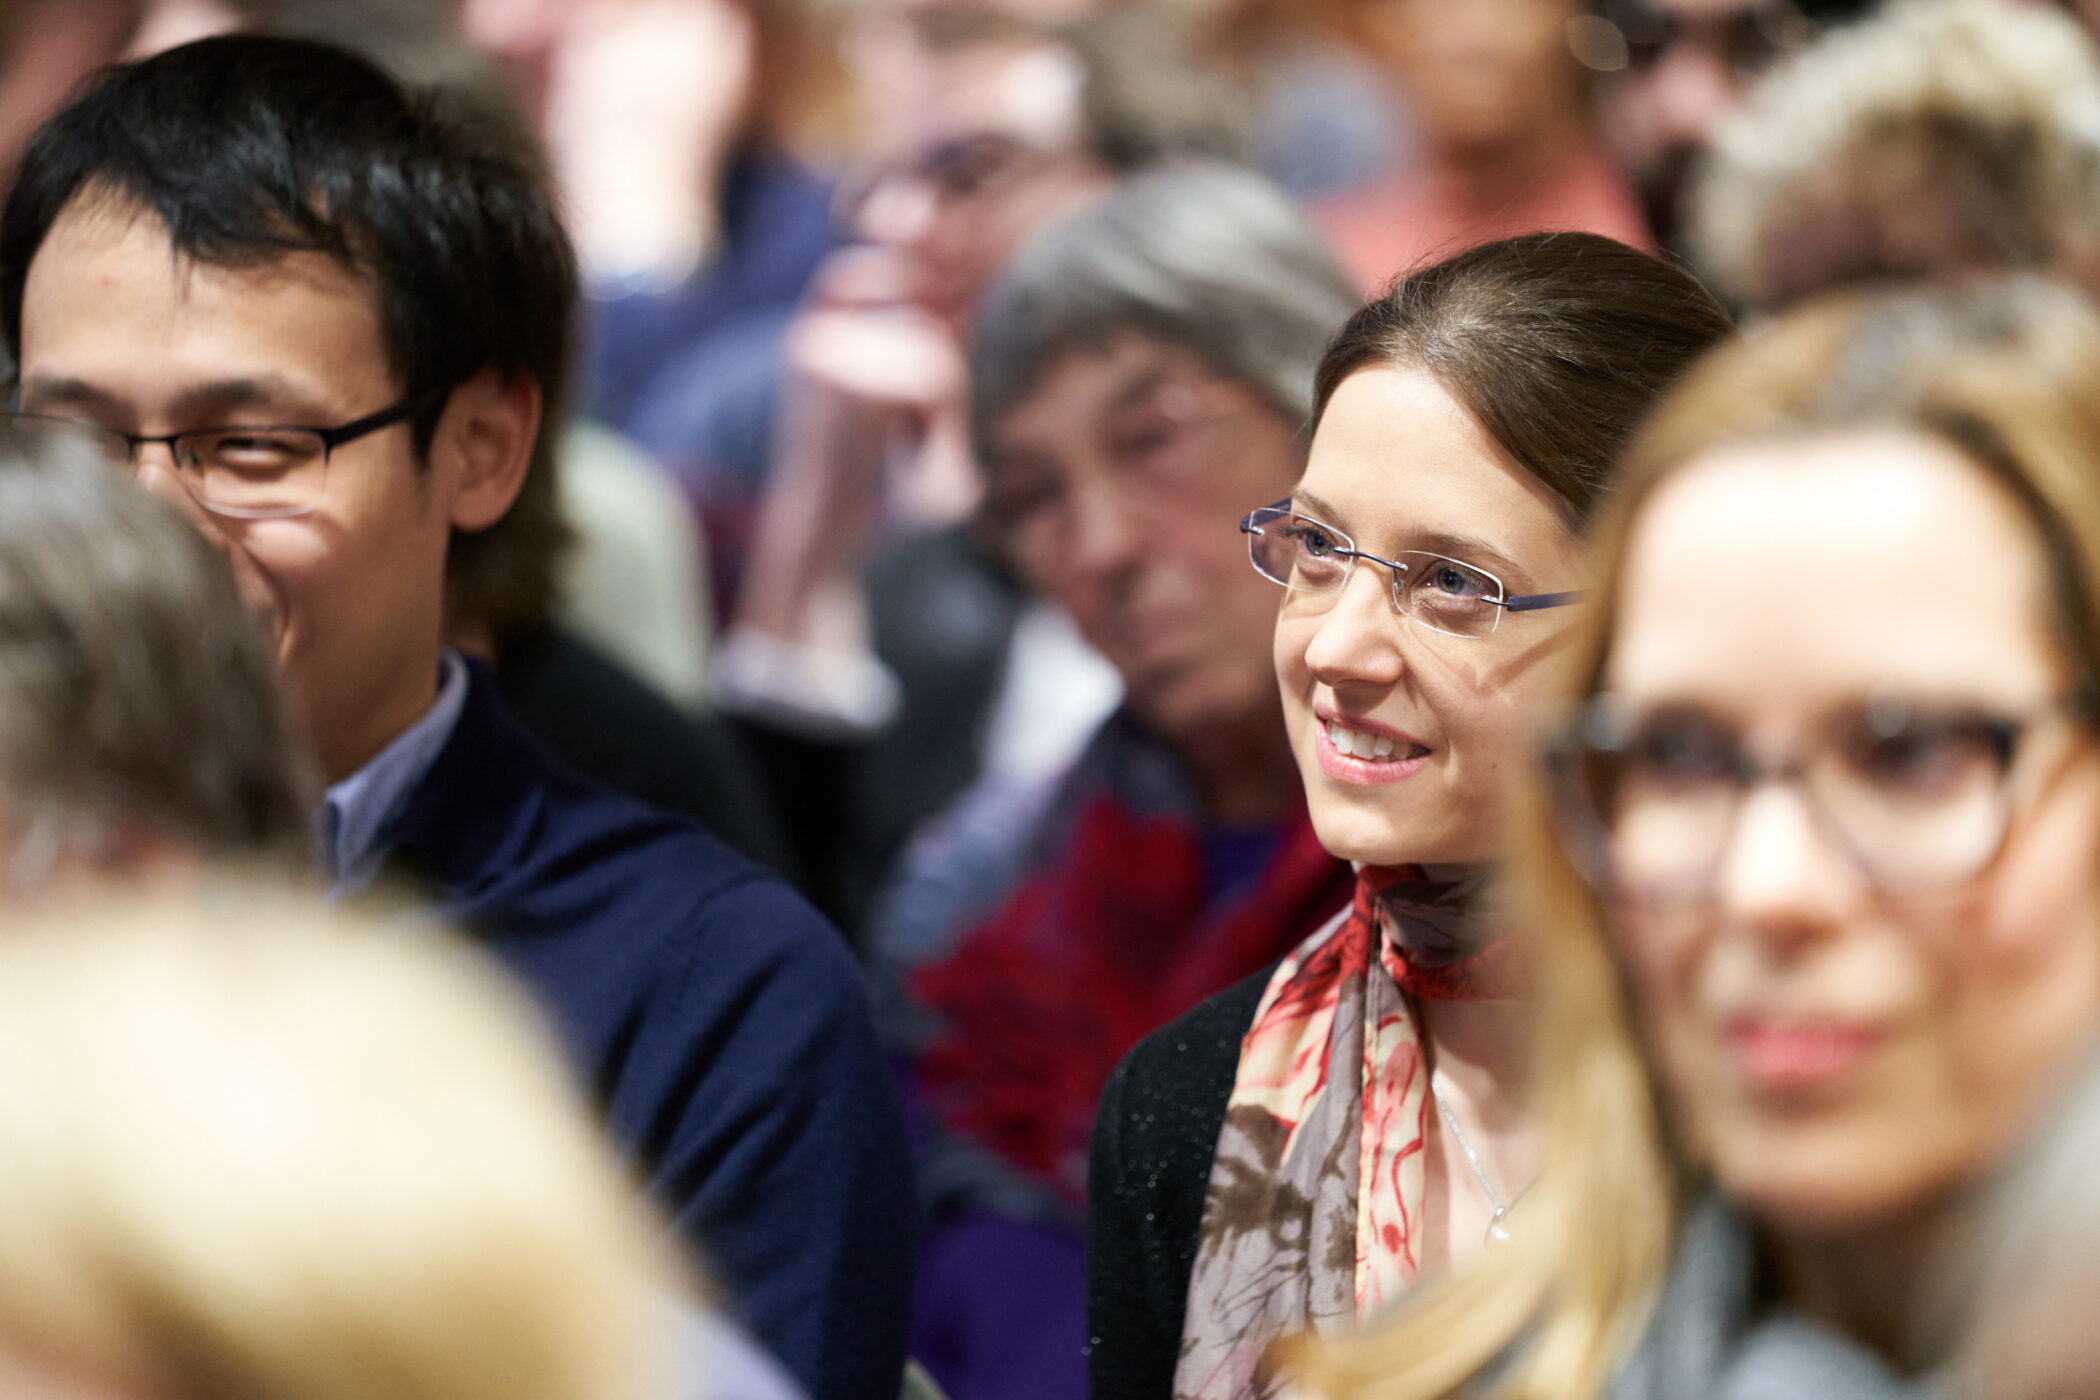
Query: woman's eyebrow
1404 528 1520 575
1290 487 1348 524
1288 493 1521 574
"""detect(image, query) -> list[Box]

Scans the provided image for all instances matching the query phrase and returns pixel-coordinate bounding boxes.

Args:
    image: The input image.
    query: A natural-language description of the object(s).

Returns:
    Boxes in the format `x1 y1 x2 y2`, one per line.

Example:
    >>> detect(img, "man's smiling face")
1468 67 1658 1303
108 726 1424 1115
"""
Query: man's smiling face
16 191 456 782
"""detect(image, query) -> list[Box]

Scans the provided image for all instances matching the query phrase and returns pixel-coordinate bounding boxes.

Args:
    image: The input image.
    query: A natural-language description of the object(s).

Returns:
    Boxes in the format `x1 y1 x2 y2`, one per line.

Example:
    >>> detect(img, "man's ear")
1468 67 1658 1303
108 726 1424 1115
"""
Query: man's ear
435 366 542 533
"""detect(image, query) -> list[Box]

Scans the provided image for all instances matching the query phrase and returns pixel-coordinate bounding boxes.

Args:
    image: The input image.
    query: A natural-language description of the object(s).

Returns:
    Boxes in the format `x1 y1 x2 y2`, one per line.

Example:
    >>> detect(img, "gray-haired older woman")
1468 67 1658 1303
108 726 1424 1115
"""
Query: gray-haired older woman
867 161 1361 1400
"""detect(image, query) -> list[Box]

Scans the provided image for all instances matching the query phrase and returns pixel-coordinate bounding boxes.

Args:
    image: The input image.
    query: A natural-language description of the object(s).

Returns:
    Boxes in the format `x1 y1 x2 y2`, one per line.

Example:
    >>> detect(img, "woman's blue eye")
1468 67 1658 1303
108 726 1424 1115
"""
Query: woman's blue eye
1432 565 1477 595
1286 524 1339 558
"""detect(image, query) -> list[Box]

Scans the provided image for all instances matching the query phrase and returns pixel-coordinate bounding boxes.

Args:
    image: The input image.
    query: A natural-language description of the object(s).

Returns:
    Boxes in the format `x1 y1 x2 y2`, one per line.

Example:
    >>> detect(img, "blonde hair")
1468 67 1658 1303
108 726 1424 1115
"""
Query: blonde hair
1691 0 2100 310
1292 276 2100 1400
0 888 686 1400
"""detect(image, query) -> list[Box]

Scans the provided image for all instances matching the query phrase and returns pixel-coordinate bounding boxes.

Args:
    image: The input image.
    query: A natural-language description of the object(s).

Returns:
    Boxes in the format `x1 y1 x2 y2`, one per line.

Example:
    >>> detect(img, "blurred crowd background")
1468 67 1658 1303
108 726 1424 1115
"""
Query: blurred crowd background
0 0 1916 932
11 3 2100 1400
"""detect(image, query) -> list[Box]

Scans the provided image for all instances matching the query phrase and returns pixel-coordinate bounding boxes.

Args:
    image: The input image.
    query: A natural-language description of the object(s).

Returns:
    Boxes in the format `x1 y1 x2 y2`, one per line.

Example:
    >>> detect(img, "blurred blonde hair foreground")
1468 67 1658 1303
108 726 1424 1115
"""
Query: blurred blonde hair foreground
1290 275 2100 1400
0 887 687 1400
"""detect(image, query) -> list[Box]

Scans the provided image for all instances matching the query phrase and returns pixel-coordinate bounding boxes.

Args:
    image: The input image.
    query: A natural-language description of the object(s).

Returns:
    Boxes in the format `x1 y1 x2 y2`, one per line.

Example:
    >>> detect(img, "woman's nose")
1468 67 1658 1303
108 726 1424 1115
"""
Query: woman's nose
1714 782 1859 952
1300 565 1408 689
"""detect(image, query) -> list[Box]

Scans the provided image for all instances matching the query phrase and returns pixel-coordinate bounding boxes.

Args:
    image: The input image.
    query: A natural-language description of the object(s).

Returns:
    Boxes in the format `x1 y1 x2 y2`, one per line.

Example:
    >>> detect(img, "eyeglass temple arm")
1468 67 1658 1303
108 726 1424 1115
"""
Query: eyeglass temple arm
1502 590 1588 612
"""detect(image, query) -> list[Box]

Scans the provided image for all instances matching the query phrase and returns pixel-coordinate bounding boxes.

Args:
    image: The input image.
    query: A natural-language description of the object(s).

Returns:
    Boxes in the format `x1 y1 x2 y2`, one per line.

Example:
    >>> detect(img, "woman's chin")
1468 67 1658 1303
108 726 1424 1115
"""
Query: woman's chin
1305 804 1472 869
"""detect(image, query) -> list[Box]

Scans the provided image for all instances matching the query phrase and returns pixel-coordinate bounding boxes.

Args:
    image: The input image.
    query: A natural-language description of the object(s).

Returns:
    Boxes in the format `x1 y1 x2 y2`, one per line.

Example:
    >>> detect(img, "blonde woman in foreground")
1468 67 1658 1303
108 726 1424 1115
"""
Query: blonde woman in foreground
0 892 795 1400
1297 277 2100 1400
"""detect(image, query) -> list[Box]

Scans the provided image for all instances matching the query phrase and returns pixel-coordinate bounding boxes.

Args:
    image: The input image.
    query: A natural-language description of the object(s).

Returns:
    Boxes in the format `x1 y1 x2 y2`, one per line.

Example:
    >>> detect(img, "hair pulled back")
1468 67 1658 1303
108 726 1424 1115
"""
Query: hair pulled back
1312 233 1734 527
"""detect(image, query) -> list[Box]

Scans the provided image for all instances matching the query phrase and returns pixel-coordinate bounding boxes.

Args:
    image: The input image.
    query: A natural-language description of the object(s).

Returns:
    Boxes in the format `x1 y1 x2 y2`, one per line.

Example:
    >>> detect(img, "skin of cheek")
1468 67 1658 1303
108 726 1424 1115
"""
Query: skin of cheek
1115 463 1306 748
1276 601 1572 866
1118 512 1294 742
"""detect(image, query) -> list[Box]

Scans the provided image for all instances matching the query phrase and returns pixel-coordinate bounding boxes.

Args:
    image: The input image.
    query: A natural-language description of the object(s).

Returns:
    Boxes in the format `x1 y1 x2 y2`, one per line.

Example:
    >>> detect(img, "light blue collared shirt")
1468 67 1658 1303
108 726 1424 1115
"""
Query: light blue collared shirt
316 651 470 898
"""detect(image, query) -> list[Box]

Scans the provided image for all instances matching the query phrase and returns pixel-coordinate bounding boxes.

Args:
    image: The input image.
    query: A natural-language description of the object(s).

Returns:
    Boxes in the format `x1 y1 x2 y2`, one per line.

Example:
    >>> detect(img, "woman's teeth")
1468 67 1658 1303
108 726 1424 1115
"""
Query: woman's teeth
1325 721 1422 762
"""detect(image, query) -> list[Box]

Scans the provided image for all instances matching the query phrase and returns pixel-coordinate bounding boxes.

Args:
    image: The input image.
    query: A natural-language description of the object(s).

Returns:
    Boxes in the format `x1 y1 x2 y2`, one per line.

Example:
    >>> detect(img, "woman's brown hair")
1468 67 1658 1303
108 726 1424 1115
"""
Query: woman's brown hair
1294 275 2100 1400
1311 232 1734 527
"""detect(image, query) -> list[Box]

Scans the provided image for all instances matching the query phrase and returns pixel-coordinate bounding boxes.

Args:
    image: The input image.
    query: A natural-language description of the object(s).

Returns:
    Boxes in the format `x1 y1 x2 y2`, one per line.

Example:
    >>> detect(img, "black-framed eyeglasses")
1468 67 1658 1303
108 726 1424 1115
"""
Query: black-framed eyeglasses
1241 501 1585 640
0 390 442 520
1544 690 2098 906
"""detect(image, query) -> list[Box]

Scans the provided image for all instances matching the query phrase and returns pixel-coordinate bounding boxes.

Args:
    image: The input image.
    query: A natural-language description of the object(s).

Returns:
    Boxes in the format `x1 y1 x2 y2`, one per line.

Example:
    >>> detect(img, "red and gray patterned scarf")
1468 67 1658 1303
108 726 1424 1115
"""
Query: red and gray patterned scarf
1173 864 1510 1400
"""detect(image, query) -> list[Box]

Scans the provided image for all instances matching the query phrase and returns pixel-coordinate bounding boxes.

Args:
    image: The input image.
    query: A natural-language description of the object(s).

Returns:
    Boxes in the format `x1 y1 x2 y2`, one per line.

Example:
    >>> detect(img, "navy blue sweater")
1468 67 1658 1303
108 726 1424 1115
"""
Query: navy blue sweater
386 666 914 1400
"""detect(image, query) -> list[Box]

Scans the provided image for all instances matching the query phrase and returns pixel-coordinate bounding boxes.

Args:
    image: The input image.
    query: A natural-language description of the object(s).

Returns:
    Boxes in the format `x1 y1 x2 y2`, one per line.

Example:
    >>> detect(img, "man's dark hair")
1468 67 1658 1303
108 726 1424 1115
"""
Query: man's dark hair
1312 233 1735 529
0 33 576 637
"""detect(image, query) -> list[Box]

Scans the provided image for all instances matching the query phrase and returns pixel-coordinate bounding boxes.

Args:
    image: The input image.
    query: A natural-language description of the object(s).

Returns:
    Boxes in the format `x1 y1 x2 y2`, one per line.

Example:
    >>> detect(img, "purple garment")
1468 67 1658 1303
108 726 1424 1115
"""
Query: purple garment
912 1216 1087 1400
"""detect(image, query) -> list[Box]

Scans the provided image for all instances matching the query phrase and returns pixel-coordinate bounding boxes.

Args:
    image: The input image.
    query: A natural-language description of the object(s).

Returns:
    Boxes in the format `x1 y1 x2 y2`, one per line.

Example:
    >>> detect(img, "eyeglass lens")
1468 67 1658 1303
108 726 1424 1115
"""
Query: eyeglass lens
170 429 330 518
1568 701 2025 901
1246 507 1507 638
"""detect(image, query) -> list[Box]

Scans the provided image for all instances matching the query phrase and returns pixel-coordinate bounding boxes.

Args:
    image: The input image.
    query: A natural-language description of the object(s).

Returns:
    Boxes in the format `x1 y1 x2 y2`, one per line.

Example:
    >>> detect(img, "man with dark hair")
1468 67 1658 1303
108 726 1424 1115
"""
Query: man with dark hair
0 36 912 1400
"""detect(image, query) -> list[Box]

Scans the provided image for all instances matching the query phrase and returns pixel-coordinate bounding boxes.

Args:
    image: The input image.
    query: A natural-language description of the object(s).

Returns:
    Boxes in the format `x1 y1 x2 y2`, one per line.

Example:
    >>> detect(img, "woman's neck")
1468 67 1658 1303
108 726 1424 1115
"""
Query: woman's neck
1765 1190 1976 1373
1417 992 1536 1272
1422 996 1532 1129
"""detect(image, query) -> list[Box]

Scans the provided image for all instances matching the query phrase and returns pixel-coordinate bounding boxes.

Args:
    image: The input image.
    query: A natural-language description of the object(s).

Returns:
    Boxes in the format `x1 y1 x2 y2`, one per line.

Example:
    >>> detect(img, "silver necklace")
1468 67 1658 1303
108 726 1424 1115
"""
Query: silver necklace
1430 1068 1535 1244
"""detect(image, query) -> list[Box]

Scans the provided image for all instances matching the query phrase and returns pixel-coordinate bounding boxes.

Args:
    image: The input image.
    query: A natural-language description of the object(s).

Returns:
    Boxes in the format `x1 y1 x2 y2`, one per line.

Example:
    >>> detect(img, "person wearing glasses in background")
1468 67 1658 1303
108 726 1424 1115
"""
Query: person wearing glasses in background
0 36 913 1400
1087 233 1732 1400
870 162 1358 1400
1292 277 2100 1400
1581 0 1872 253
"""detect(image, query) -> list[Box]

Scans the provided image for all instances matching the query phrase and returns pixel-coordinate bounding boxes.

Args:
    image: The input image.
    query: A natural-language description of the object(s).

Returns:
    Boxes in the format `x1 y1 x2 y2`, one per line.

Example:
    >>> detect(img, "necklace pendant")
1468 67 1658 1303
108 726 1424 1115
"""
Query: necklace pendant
1485 1208 1512 1245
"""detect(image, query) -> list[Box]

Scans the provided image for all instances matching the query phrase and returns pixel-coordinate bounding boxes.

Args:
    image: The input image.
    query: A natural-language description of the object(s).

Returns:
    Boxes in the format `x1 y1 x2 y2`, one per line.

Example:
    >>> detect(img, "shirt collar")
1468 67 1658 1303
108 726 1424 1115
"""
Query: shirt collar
317 651 470 897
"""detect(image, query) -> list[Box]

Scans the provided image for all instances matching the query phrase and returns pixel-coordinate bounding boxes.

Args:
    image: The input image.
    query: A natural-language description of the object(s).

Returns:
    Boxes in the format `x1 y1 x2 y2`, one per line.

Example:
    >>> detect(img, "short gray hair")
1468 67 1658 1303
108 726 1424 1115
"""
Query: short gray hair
969 161 1360 450
0 420 314 877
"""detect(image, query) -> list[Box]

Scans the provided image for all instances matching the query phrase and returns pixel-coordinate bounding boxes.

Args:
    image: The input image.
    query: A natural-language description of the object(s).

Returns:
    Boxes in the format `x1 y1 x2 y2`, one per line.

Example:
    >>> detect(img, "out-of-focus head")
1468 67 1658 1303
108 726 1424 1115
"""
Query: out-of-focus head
1273 233 1730 868
1 35 575 782
0 890 681 1400
1588 0 1856 246
842 3 1244 326
1544 277 2100 1237
971 162 1354 749
1355 0 1587 154
0 420 310 894
1691 0 2100 313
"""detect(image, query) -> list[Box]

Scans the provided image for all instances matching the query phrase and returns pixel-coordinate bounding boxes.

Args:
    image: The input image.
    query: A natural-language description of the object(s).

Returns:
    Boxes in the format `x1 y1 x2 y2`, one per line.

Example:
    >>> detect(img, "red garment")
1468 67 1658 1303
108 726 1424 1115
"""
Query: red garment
1315 137 1654 292
910 796 1353 1206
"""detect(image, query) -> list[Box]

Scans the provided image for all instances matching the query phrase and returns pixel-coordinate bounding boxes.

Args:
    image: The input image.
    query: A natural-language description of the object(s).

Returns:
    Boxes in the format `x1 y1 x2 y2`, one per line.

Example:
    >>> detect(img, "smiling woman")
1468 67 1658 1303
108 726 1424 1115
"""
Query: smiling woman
1293 278 2100 1400
1088 232 1731 1400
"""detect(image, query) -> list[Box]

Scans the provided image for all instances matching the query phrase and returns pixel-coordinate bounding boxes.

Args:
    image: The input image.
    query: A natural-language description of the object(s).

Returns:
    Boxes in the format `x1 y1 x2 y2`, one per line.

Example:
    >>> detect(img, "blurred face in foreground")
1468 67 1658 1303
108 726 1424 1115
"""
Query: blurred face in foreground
1599 432 2100 1232
984 334 1303 750
1273 366 1584 866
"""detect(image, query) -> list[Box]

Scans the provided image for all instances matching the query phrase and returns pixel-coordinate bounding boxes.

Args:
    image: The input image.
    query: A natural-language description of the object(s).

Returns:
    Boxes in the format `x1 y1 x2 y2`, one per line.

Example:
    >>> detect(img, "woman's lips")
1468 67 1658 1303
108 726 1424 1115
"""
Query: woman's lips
1312 712 1432 785
1726 1018 1887 1091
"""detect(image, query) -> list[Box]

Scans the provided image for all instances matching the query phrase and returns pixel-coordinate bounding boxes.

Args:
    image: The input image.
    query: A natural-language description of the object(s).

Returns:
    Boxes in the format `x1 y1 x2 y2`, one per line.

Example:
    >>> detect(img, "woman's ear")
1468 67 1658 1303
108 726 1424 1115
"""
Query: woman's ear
436 366 543 533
